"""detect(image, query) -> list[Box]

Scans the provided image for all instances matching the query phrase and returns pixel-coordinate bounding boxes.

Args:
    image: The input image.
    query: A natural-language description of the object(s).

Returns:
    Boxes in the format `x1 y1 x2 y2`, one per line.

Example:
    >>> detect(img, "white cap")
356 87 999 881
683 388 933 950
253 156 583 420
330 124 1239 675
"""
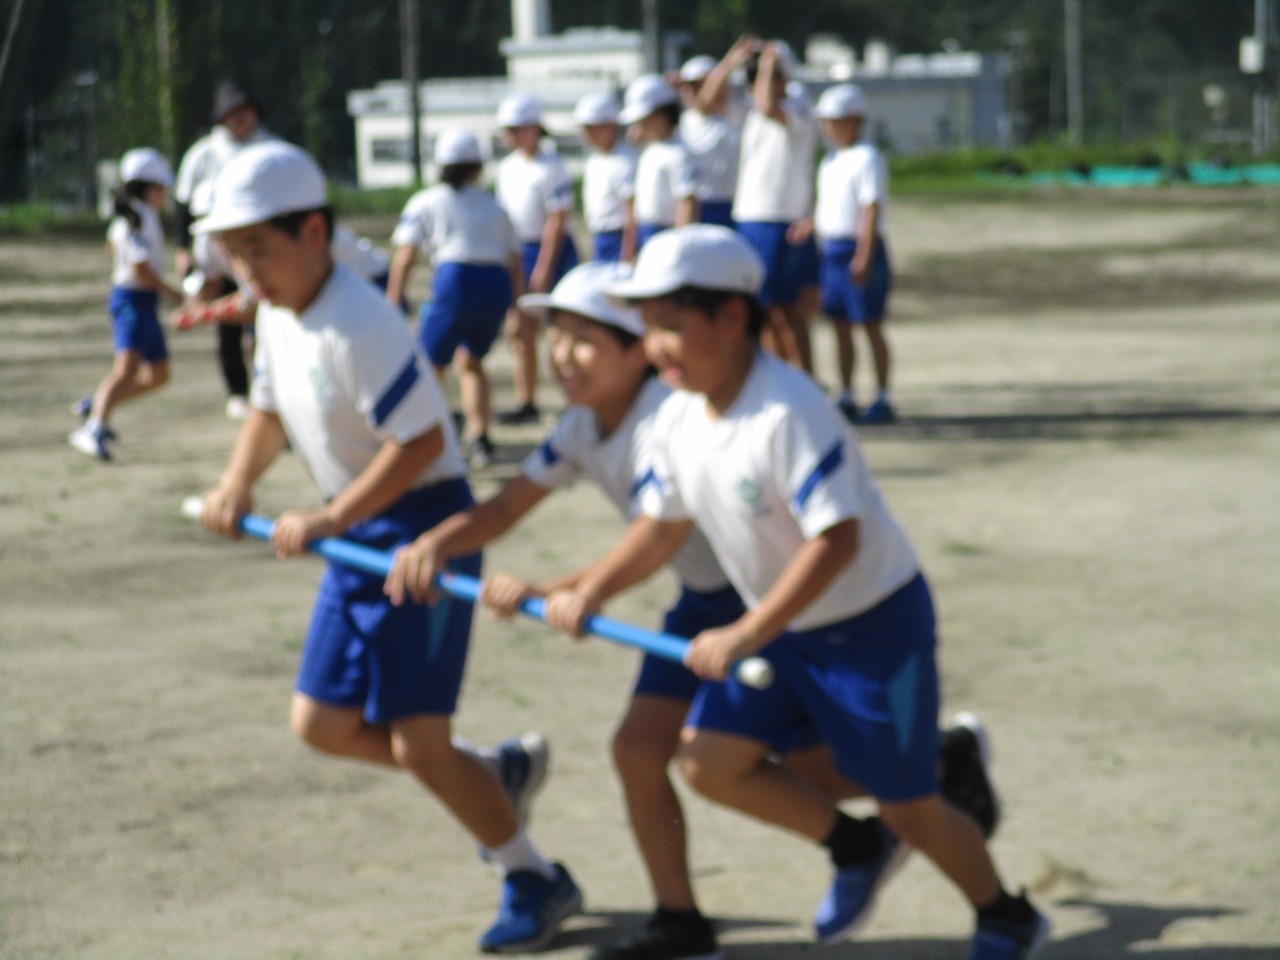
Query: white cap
520 262 645 337
192 142 326 235
619 74 679 125
497 93 544 128
771 40 799 78
815 84 867 119
605 225 764 301
679 55 717 83
119 147 173 187
574 92 620 126
434 128 483 165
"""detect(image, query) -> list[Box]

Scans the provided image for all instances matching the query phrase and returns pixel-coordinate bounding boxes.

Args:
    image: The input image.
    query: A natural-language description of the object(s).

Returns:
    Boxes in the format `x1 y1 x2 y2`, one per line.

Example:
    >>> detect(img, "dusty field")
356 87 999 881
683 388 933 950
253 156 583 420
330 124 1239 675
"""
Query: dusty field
2 190 1279 960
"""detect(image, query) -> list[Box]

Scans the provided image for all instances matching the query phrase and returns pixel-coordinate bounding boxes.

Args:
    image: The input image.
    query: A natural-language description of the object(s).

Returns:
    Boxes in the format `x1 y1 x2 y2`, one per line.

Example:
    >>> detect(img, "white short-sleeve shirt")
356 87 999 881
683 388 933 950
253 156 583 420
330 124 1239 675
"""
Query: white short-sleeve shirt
521 377 729 593
633 138 698 227
496 150 576 243
250 264 466 501
391 183 519 265
639 352 918 630
815 143 890 243
678 110 741 203
174 125 277 217
582 144 637 234
330 226 390 280
731 99 817 224
108 202 167 289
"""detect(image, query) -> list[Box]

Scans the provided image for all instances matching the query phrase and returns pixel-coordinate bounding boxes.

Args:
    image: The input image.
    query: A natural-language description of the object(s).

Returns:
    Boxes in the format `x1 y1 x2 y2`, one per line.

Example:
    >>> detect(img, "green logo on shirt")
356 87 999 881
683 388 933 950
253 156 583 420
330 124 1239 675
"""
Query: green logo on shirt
735 476 763 509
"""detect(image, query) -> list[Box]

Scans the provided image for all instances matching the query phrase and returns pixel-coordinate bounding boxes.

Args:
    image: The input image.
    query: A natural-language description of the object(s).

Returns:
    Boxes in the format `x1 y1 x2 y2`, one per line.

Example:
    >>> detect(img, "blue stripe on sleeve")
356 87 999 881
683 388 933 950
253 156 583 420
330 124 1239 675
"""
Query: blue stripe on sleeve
372 357 420 428
537 439 561 466
629 467 658 502
793 440 844 512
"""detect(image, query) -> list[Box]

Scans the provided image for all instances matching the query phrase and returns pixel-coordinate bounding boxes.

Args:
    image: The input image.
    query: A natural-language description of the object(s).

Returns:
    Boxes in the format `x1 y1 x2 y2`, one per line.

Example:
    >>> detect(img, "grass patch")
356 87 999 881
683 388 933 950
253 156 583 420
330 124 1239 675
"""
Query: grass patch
0 203 103 237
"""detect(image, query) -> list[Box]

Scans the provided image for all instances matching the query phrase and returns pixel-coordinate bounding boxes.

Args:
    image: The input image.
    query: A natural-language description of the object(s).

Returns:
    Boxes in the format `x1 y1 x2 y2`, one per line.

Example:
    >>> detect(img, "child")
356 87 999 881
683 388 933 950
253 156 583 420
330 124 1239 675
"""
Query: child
191 141 581 954
543 226 1050 958
386 128 524 468
814 84 896 425
385 260 1002 960
494 93 579 426
574 93 638 264
725 40 820 373
620 74 699 251
675 53 741 230
69 148 183 461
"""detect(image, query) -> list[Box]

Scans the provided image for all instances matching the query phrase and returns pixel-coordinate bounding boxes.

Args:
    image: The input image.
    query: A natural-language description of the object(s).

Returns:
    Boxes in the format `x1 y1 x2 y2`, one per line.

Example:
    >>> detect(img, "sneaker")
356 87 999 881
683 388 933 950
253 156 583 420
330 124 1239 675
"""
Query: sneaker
469 434 496 470
68 425 111 461
495 402 541 426
496 732 549 827
857 397 896 425
837 396 859 424
813 821 909 943
588 909 720 960
70 398 117 440
225 395 251 420
940 712 1001 838
969 896 1051 960
478 862 583 954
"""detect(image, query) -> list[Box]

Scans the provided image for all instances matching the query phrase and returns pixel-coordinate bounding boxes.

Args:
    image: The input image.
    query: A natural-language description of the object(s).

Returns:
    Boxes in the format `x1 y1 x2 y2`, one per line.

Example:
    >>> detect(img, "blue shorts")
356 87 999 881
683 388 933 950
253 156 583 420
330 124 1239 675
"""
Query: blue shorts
592 230 624 263
820 239 892 323
520 238 579 287
419 262 513 367
688 572 939 801
735 221 819 307
633 583 746 702
109 287 168 363
698 199 736 230
635 222 671 251
295 479 483 724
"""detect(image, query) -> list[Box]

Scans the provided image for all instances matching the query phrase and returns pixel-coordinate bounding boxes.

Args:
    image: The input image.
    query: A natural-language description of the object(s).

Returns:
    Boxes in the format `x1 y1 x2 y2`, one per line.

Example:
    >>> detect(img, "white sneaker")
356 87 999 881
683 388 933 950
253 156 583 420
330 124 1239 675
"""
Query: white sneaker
224 396 251 420
68 425 111 461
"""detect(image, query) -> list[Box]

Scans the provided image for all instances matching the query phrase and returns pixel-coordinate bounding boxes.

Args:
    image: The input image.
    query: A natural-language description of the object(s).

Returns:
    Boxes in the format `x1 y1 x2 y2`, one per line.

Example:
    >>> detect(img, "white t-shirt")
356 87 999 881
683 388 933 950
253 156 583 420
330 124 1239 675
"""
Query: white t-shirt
250 264 466 501
392 184 519 266
582 144 637 234
633 138 698 227
174 125 277 217
639 352 918 631
815 143 890 243
522 377 728 593
678 110 741 203
496 150 576 243
331 227 390 280
731 99 817 224
108 201 167 289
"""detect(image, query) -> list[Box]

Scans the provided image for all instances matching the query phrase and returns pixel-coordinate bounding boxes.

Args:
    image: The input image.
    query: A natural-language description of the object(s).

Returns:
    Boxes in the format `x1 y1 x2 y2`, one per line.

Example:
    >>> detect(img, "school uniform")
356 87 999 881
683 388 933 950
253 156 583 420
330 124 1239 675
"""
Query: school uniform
496 149 579 284
106 201 169 363
679 110 740 229
639 351 936 801
392 183 520 367
249 263 480 723
581 143 637 262
632 137 699 251
815 142 893 322
732 99 819 307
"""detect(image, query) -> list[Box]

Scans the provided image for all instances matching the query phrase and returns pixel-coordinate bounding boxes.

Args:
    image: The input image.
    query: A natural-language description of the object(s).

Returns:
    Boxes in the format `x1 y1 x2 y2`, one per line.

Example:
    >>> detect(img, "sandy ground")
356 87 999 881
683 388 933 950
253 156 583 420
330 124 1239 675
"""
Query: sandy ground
2 190 1279 960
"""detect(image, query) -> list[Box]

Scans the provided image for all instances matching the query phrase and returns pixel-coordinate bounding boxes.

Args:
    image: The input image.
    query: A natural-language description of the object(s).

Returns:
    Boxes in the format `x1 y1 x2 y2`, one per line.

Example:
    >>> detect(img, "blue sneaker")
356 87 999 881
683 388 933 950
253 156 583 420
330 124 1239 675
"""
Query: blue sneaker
813 821 910 942
969 897 1051 960
479 862 583 953
837 396 859 424
68 425 111 461
497 732 550 827
70 398 117 441
857 397 896 425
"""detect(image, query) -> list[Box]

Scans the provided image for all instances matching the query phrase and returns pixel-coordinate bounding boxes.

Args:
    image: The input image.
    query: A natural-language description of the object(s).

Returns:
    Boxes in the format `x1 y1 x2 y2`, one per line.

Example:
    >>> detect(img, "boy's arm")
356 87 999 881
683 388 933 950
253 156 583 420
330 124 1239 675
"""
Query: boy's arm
698 34 759 114
686 518 858 680
531 209 567 293
133 261 183 302
543 514 692 636
385 474 550 605
675 195 699 228
621 198 637 263
850 202 881 284
385 245 417 310
753 45 786 123
270 424 444 558
201 409 290 538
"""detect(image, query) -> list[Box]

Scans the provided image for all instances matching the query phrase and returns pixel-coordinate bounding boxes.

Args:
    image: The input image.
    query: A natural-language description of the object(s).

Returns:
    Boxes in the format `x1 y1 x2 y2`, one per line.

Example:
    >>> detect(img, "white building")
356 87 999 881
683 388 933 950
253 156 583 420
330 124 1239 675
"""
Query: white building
346 5 1012 188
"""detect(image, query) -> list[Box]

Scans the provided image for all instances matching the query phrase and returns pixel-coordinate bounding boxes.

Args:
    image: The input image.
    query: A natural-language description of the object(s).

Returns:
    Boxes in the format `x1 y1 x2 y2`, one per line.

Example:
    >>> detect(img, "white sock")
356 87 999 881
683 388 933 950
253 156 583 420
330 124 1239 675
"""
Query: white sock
486 828 555 880
86 417 105 435
453 736 501 780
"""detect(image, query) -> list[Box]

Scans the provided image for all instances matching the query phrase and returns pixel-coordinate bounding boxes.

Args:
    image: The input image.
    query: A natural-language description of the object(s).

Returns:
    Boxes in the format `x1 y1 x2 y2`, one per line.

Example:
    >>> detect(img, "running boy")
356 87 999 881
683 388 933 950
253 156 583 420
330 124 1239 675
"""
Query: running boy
192 141 581 954
814 84 896 424
495 93 579 425
575 93 638 263
544 226 1050 959
620 74 699 251
386 128 523 467
70 147 182 461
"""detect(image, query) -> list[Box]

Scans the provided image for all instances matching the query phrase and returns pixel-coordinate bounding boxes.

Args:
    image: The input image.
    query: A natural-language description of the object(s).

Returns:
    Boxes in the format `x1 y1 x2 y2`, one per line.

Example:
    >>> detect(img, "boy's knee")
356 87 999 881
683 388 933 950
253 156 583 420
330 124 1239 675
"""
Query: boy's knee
290 698 354 755
676 739 735 800
878 794 946 843
612 723 676 782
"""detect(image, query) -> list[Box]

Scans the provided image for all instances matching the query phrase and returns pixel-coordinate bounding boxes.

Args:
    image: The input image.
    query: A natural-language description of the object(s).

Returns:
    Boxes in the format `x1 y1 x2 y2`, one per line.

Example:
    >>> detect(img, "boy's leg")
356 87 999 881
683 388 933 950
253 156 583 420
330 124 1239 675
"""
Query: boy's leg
94 355 170 422
864 319 891 397
290 692 398 766
879 793 998 906
455 349 491 443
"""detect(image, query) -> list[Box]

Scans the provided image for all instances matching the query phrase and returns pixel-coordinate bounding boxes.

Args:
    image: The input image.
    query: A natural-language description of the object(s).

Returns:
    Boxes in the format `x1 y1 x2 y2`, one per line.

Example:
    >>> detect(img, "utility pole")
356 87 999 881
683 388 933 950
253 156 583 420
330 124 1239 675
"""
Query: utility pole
642 0 660 73
1252 0 1275 155
155 0 176 158
400 0 423 186
1064 0 1083 146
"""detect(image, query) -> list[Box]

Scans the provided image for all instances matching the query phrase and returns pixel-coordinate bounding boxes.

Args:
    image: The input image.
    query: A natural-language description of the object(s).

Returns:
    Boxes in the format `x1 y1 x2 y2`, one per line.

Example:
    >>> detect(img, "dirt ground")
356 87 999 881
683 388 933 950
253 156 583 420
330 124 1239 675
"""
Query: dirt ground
2 190 1278 960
